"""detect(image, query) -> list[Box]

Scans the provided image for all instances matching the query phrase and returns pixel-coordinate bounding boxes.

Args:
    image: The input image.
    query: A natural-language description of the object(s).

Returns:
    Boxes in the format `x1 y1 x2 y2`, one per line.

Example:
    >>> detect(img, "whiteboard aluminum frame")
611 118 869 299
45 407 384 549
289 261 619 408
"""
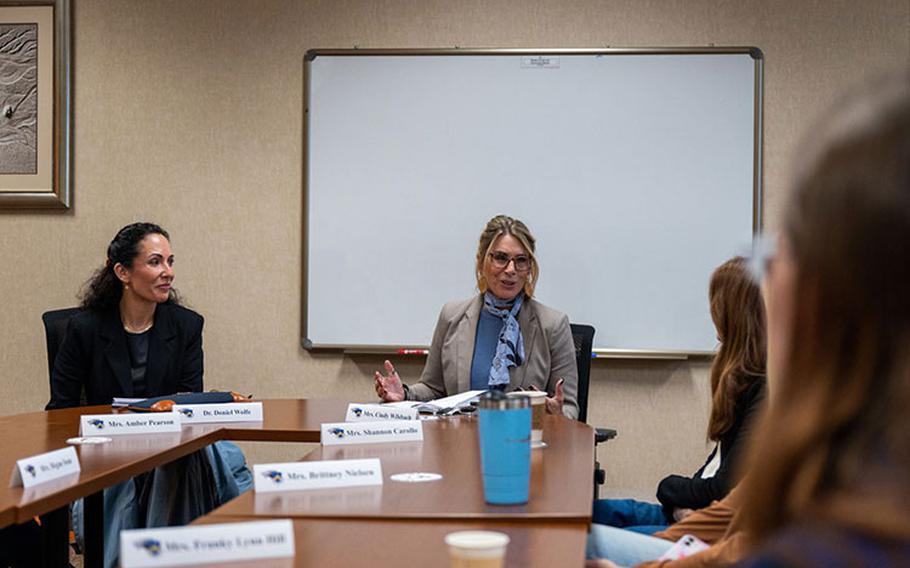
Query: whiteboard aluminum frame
301 47 764 359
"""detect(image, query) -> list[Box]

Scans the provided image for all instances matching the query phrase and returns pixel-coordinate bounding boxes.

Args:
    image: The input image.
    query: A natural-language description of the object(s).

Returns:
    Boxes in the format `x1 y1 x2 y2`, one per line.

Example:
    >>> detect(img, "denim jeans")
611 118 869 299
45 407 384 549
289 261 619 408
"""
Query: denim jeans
73 441 252 568
586 524 674 566
592 498 671 532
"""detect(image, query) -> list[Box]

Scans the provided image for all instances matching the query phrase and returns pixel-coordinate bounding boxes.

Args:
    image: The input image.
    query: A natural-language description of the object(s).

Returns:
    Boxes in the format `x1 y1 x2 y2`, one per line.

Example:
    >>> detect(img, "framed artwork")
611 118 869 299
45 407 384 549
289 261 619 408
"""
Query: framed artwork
0 0 71 209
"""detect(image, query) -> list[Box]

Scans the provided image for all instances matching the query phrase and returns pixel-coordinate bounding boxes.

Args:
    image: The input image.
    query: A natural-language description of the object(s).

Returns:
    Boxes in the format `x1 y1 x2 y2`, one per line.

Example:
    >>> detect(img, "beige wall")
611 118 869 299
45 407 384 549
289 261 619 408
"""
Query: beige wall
0 0 907 496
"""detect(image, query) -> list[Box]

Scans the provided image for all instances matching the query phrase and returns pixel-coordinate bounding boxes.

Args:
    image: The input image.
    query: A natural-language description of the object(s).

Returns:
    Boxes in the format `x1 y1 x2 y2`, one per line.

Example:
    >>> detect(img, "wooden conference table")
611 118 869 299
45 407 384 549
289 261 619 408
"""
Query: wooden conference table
0 399 594 567
193 517 586 568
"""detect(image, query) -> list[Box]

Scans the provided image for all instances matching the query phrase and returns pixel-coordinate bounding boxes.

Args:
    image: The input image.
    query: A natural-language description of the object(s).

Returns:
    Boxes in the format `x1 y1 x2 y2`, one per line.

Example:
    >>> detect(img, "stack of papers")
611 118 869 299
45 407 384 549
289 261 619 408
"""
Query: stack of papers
382 390 486 415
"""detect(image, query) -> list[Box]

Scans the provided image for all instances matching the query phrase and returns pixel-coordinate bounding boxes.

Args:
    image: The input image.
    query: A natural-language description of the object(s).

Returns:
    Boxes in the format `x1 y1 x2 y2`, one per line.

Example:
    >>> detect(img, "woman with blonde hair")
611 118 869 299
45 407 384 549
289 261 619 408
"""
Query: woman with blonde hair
736 73 910 566
592 256 766 532
374 214 579 418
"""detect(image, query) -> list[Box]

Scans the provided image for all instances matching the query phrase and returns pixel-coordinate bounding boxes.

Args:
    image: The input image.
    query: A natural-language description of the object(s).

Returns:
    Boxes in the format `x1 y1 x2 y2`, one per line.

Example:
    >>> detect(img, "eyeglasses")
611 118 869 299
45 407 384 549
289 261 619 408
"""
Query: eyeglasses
488 251 531 272
745 233 778 283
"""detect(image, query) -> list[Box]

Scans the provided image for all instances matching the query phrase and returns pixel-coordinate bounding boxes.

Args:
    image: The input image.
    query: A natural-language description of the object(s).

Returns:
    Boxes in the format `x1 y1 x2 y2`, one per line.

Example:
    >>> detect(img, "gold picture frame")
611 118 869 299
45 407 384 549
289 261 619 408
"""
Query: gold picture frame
0 0 71 209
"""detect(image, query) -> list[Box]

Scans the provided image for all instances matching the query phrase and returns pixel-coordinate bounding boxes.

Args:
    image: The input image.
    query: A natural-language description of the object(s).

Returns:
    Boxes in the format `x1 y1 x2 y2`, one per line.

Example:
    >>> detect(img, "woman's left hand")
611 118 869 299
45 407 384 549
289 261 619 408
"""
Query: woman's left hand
374 360 405 402
673 507 695 522
530 378 564 415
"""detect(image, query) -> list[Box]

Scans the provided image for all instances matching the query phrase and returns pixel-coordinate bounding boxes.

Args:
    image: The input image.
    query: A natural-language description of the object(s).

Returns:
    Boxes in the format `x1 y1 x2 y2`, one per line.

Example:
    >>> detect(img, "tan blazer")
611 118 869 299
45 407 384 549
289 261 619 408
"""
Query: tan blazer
406 295 579 420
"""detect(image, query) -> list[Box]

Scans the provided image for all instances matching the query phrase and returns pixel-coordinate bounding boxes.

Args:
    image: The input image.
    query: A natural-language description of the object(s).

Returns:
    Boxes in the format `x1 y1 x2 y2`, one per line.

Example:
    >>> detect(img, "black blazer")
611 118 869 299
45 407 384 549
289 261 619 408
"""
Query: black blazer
656 376 766 511
46 302 204 409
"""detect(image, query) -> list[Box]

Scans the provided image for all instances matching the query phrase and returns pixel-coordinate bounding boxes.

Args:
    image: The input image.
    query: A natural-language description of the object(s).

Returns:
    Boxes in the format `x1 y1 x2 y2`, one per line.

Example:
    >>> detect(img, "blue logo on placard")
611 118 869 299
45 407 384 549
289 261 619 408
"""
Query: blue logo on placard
352 407 364 417
178 408 194 418
89 419 105 429
329 427 346 438
25 465 36 478
136 539 162 556
262 470 283 483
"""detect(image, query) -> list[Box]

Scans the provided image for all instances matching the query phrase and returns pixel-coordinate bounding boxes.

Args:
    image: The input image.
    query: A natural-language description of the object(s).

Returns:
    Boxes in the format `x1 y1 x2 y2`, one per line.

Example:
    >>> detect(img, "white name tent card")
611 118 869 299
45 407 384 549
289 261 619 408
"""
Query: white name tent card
10 446 80 488
254 458 383 493
321 420 423 446
345 403 418 422
120 519 294 567
79 413 181 437
172 402 264 424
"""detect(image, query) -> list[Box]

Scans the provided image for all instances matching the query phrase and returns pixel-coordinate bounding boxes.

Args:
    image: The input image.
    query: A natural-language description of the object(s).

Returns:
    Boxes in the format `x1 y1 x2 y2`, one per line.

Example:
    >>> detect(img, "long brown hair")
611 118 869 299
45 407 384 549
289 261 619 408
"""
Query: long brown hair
742 73 910 543
706 257 767 441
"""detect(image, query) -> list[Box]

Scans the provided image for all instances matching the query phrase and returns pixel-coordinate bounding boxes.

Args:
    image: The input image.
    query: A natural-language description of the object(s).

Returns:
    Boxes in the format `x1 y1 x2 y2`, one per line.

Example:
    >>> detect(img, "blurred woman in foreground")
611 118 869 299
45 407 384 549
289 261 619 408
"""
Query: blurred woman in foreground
738 72 910 566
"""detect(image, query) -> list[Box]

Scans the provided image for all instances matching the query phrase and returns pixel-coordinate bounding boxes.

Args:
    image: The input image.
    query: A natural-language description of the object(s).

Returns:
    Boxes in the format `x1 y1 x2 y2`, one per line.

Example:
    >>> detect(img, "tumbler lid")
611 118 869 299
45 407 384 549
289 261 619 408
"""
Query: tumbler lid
478 389 529 409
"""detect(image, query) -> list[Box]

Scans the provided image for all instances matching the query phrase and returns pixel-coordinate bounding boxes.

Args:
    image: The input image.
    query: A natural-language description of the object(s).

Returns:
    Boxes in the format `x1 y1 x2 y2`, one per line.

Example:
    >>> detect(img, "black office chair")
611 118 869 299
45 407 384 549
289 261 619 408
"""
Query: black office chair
570 323 617 497
570 323 596 423
42 307 81 380
41 307 83 563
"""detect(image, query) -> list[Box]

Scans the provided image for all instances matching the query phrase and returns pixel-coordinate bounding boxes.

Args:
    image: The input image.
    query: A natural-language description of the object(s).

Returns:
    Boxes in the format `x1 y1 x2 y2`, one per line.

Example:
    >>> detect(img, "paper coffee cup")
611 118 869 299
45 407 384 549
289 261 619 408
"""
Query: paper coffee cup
508 391 547 444
445 531 510 568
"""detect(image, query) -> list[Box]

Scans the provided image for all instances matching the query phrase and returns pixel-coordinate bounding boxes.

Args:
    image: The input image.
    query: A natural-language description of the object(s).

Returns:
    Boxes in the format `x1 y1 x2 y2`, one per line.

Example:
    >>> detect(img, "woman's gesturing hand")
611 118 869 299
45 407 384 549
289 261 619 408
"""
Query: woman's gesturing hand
374 359 405 402
530 378 564 415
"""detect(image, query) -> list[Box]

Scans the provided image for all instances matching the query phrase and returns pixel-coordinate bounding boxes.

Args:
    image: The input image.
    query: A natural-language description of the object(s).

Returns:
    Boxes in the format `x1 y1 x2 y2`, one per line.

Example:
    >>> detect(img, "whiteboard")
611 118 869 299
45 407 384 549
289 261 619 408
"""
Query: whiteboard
303 49 762 355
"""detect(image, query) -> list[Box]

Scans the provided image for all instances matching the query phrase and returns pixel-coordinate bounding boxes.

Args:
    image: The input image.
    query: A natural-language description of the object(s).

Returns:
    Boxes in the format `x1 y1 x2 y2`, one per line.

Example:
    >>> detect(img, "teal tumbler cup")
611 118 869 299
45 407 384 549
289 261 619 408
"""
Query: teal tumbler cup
477 391 531 505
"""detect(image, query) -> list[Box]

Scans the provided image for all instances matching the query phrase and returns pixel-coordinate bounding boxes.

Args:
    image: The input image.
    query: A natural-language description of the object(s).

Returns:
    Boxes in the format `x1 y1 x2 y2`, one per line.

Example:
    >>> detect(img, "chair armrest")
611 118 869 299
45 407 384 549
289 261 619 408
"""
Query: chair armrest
594 427 617 444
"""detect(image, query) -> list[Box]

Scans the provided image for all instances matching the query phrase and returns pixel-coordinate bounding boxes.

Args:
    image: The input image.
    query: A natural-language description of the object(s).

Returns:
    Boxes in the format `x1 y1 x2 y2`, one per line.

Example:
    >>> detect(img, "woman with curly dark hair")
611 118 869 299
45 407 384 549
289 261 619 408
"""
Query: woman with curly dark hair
47 222 249 568
48 222 200 407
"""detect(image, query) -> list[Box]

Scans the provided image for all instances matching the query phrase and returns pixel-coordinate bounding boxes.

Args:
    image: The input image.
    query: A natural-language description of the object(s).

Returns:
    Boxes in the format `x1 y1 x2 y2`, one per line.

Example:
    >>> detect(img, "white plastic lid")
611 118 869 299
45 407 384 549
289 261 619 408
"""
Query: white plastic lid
507 390 547 402
445 530 510 558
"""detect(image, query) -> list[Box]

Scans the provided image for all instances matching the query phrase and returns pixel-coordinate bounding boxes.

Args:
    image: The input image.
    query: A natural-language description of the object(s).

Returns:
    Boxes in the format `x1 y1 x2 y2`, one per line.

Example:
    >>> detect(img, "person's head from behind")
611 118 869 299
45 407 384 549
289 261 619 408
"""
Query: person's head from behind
706 256 766 442
81 222 178 311
475 215 539 301
744 72 910 540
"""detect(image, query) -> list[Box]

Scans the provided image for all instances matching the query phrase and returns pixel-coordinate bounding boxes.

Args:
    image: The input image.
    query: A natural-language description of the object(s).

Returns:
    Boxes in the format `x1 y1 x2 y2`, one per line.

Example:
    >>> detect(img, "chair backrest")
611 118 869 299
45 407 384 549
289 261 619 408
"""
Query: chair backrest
569 323 595 424
41 307 81 381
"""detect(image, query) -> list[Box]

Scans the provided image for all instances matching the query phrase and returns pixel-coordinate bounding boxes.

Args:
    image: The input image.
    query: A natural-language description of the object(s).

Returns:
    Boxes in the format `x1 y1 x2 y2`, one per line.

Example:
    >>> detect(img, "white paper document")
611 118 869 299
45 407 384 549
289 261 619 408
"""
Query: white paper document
382 389 486 414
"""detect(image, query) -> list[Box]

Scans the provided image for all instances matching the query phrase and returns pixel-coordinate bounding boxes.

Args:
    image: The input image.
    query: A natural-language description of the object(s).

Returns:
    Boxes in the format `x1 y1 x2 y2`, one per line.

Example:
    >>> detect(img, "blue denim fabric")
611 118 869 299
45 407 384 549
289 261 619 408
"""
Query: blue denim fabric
592 498 672 528
626 525 672 535
73 442 251 568
206 441 253 502
586 524 674 566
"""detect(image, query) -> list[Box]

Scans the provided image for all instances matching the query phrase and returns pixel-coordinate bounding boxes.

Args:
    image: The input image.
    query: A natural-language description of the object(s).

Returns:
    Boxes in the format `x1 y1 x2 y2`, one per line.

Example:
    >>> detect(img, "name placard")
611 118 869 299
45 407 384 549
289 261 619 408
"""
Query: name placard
172 402 264 424
120 519 294 567
321 420 423 446
258 484 383 511
79 413 181 437
345 403 419 422
10 446 80 488
254 458 383 493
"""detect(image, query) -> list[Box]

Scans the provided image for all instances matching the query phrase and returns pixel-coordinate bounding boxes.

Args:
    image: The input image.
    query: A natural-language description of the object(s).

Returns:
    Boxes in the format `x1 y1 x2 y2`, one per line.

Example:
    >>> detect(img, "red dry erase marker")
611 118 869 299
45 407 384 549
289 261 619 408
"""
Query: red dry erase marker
397 349 429 355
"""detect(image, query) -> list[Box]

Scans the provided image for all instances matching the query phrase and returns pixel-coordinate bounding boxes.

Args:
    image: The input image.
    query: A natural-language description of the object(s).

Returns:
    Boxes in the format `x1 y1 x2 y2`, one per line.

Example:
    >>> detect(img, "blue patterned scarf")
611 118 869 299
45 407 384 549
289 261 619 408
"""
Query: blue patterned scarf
483 292 525 387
